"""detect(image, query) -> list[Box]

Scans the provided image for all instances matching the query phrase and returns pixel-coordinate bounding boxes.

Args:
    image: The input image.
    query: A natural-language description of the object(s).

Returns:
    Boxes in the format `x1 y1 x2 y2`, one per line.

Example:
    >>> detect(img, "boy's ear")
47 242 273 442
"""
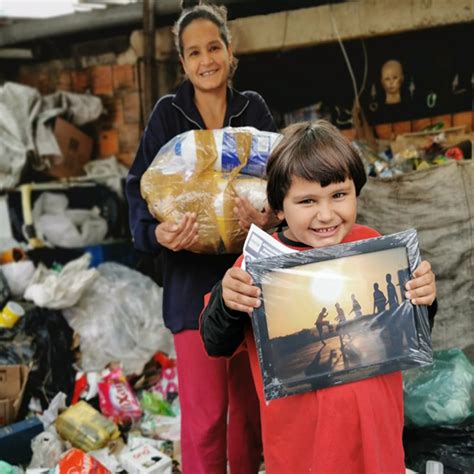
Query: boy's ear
276 210 285 221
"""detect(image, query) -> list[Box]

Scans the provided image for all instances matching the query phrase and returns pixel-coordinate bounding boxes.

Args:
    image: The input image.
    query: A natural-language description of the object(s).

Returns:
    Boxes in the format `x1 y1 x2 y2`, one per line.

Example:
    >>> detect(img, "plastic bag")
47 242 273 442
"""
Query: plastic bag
141 127 281 254
0 268 10 307
33 192 108 248
404 348 474 427
63 262 172 375
0 307 76 413
29 430 65 469
404 423 474 474
1 260 36 298
24 253 99 309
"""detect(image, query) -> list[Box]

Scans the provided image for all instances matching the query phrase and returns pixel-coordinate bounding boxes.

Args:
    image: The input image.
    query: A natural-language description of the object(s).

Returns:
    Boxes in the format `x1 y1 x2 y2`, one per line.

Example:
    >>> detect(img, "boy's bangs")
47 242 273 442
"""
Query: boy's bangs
291 143 353 188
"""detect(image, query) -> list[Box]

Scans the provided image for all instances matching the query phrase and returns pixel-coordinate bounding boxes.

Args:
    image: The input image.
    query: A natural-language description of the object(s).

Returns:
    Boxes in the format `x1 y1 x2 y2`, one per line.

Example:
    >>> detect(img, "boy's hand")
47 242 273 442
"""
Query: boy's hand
222 267 261 313
405 260 436 306
155 212 199 252
234 197 281 231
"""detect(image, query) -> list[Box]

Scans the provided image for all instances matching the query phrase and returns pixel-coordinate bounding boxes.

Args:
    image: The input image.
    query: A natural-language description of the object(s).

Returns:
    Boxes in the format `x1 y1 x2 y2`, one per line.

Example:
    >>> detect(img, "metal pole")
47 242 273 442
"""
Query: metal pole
142 0 157 125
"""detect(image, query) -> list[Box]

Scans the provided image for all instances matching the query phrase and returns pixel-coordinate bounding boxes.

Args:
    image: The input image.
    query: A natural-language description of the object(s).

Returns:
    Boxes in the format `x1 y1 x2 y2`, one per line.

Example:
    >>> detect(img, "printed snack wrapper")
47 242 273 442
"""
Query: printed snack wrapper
56 448 111 474
98 367 142 424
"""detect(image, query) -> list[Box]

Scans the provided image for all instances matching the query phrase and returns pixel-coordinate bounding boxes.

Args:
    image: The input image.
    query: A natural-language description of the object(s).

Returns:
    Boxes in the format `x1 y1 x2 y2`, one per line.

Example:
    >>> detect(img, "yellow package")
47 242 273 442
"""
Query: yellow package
55 401 120 452
141 127 279 254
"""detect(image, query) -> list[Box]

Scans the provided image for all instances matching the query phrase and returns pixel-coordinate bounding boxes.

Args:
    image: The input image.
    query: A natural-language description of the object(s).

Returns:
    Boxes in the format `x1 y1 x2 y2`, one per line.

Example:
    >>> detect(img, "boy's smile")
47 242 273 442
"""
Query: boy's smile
276 176 357 248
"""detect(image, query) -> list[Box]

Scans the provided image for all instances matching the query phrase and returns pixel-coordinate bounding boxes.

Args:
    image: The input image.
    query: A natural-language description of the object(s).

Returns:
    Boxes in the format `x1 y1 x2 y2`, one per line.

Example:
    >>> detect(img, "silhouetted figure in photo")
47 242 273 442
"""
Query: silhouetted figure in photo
315 307 332 345
372 283 387 315
349 294 363 319
386 273 399 310
335 302 352 358
335 302 347 323
305 347 337 385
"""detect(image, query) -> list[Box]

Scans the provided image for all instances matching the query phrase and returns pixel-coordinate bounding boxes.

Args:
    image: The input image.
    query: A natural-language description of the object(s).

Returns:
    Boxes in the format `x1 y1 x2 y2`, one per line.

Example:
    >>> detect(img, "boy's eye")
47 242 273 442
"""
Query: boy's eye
333 192 346 199
299 198 315 205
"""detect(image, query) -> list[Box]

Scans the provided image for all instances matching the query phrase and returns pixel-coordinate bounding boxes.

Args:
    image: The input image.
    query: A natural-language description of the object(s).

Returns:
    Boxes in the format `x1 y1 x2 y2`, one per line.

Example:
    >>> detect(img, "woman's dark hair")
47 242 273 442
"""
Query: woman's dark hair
173 1 230 54
266 120 367 213
173 1 237 77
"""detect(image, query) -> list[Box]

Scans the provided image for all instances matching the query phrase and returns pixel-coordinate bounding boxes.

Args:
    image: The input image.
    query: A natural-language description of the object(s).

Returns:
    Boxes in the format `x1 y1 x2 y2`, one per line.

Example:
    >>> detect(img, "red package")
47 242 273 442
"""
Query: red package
57 448 111 474
153 351 176 369
98 367 142 424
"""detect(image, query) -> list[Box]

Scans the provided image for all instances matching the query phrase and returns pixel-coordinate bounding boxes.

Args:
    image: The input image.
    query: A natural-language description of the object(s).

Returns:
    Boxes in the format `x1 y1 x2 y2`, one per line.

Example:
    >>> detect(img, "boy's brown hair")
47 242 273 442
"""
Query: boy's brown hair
266 120 367 212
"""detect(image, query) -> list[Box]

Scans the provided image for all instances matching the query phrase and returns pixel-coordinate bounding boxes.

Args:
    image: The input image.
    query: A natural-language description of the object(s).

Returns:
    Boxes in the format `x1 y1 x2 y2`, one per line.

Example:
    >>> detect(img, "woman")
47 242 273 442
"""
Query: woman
126 2 277 473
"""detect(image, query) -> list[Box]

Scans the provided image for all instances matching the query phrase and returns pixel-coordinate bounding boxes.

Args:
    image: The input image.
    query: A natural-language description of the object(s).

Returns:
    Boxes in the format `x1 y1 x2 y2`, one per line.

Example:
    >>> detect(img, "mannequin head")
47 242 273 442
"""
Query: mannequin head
381 60 404 104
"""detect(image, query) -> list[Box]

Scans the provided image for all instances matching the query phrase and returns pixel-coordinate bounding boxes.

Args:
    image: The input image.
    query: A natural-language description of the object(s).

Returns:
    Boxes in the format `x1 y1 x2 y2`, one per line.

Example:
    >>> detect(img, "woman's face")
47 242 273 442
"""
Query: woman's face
180 19 233 94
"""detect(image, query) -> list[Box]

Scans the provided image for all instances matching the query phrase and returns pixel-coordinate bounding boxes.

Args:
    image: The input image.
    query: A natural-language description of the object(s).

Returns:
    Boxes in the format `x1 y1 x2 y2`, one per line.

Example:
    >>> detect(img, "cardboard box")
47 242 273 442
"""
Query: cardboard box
0 364 29 426
48 117 93 178
121 445 172 474
0 417 43 465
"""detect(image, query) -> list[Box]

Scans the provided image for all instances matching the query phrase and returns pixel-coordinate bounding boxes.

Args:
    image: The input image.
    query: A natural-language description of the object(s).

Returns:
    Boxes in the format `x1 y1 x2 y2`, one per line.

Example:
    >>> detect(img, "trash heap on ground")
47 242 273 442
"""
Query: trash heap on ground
0 252 180 473
0 81 181 473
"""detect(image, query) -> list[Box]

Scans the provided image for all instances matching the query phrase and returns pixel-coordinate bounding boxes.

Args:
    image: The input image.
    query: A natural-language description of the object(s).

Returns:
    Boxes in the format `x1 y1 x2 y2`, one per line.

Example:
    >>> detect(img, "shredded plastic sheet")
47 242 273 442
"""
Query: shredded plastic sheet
246 228 433 401
63 263 172 375
141 127 281 254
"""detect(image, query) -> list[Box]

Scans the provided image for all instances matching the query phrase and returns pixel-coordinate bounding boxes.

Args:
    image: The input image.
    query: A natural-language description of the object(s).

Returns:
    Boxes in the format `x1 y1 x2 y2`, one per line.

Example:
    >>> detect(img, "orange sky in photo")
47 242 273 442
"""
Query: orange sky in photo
261 247 409 339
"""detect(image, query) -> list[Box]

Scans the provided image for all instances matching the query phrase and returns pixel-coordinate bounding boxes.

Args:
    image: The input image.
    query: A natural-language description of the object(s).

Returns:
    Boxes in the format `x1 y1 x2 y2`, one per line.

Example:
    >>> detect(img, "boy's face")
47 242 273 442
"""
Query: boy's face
276 176 357 248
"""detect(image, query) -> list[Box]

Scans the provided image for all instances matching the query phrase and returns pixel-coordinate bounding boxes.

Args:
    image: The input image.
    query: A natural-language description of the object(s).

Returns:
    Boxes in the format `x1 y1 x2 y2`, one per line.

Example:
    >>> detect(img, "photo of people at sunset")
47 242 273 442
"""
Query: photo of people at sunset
257 246 418 397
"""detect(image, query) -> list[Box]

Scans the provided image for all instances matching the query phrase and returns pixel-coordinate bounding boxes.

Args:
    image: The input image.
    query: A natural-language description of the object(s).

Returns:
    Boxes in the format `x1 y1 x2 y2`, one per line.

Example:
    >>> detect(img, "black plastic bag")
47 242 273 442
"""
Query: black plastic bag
0 306 76 417
404 423 474 474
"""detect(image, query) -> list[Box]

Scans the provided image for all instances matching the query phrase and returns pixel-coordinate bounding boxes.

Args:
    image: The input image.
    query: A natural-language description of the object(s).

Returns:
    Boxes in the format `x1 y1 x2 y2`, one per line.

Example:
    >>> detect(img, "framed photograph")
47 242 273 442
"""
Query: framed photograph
246 228 433 401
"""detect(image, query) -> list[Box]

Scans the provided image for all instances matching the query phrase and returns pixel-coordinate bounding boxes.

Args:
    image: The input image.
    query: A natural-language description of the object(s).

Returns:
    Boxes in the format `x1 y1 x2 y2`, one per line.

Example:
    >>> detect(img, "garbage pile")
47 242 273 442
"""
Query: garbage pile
354 126 473 178
0 252 180 473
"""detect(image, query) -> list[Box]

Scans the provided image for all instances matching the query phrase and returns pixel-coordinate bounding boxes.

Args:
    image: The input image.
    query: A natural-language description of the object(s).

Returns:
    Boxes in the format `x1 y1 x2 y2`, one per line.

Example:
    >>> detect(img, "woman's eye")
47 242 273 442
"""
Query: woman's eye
210 45 220 52
189 50 199 57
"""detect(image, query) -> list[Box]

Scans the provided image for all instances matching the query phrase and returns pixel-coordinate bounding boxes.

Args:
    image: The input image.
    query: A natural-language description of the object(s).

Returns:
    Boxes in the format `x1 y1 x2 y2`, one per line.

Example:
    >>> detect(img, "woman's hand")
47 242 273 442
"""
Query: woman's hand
234 197 281 231
406 260 436 306
155 212 199 252
222 267 261 313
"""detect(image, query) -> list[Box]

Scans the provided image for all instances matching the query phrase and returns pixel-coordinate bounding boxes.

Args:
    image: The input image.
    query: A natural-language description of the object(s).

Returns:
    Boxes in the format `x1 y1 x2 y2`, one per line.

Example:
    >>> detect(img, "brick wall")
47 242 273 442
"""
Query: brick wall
340 111 473 141
18 61 142 168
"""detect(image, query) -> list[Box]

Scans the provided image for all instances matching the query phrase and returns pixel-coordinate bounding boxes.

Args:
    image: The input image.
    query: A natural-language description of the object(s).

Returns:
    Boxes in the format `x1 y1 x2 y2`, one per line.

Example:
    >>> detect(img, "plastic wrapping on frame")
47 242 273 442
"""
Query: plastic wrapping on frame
246 228 433 402
141 127 281 254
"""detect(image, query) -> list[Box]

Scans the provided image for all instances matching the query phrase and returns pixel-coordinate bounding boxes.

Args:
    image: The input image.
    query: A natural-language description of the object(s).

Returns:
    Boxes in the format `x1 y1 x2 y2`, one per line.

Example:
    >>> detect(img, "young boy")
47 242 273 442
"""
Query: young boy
200 120 437 473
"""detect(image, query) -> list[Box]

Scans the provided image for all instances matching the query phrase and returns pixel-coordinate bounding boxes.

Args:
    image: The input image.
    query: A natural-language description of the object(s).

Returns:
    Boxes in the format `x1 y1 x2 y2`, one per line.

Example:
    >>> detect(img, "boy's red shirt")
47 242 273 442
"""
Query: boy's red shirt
209 224 405 473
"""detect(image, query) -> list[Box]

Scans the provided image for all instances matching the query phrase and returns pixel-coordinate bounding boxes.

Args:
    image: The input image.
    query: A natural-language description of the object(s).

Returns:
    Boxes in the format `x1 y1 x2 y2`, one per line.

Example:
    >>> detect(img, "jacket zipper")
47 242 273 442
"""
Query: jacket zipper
172 103 203 129
173 97 250 128
227 100 249 126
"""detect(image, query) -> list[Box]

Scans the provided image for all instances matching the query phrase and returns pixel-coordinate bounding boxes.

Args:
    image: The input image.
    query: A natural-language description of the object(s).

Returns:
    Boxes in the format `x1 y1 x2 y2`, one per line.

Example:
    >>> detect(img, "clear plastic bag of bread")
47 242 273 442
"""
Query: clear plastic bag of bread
141 127 281 254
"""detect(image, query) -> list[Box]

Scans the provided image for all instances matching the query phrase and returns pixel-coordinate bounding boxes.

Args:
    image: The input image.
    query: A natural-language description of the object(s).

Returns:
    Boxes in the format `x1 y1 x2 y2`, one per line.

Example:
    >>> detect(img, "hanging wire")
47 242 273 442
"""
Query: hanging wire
329 10 368 107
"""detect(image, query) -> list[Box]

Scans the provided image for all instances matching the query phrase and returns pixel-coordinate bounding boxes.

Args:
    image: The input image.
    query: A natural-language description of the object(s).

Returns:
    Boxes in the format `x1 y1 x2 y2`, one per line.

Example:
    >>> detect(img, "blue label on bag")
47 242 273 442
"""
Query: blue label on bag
221 132 241 171
221 132 271 177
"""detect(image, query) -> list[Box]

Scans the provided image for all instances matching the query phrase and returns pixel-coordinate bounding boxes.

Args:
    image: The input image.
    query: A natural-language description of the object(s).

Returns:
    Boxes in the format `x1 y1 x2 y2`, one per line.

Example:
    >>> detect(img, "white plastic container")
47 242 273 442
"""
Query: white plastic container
120 445 172 474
